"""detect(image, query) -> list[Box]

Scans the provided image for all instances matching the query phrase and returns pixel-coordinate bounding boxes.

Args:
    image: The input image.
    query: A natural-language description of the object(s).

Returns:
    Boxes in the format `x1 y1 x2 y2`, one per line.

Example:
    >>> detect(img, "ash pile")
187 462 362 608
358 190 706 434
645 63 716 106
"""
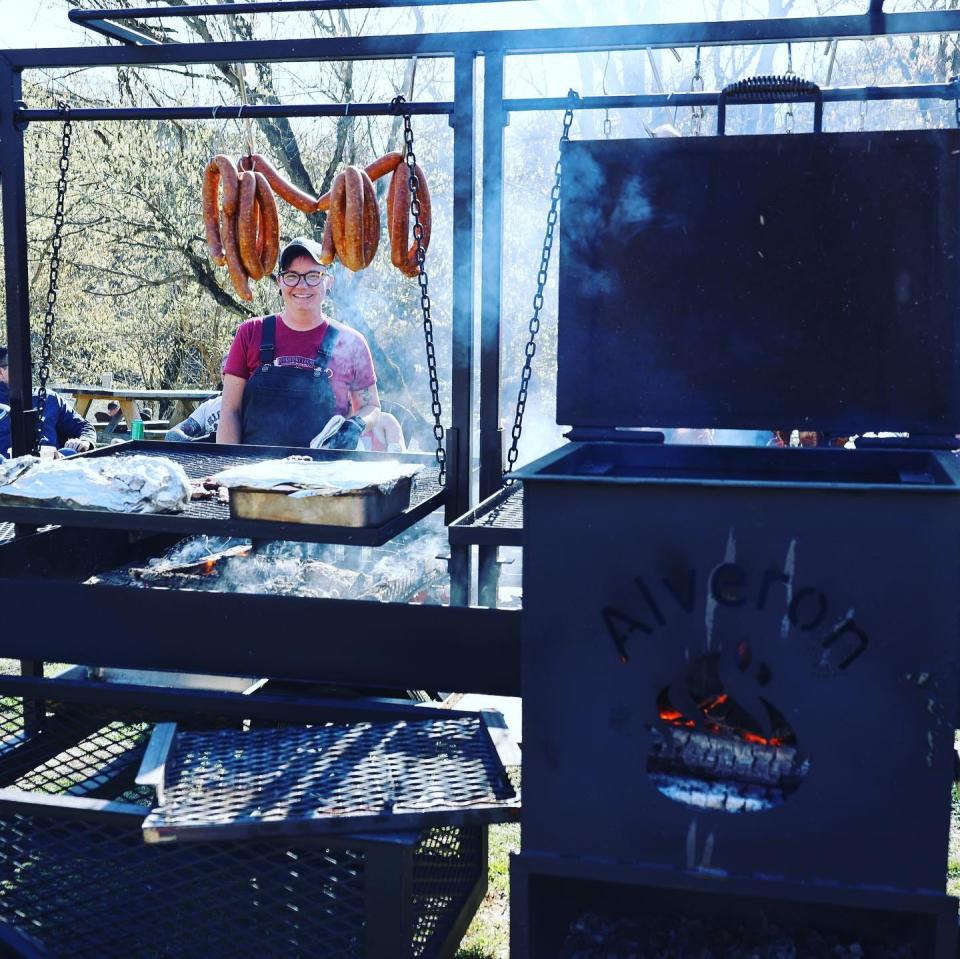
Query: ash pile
86 525 448 605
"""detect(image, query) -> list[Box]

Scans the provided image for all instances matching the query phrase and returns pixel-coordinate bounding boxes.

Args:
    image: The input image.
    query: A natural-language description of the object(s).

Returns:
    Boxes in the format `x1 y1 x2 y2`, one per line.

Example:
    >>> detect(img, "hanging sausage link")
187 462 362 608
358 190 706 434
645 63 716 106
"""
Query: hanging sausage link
202 148 426 287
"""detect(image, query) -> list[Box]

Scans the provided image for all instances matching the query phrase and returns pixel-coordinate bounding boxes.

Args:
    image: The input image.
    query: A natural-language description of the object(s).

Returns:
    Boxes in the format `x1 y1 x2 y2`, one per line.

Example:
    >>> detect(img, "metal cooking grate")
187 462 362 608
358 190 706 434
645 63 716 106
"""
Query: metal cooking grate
410 825 483 957
448 484 523 546
0 443 444 546
0 697 486 958
144 717 518 842
0 809 369 959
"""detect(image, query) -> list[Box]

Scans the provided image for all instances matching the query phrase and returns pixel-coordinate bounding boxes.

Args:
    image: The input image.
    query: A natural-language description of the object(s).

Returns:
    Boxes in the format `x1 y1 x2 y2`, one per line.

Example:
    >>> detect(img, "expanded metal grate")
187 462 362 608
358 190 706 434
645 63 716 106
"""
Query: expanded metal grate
0 696 487 958
0 443 444 546
144 717 518 841
410 825 483 957
448 484 523 546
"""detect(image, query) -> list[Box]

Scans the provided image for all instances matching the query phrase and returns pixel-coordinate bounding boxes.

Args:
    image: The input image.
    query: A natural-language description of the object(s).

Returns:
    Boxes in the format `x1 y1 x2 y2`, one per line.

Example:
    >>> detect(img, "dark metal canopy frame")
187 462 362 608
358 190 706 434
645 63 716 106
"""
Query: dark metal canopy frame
2 2 960 689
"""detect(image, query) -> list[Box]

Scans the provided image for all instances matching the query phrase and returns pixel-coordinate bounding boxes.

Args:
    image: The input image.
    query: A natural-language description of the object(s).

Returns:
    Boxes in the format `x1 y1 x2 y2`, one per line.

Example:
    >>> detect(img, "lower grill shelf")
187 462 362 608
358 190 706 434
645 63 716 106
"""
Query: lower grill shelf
448 483 524 547
0 441 445 547
142 715 520 842
0 689 489 958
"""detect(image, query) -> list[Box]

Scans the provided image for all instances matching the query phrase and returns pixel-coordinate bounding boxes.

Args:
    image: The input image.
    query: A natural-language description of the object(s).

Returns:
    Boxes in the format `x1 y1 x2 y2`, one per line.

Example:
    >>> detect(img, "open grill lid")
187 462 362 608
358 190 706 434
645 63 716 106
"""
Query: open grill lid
556 130 960 438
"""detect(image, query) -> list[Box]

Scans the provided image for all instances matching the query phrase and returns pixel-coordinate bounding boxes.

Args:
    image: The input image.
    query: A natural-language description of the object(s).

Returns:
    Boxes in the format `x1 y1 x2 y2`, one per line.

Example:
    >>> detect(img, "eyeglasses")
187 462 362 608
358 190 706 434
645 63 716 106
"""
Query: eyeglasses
278 270 328 288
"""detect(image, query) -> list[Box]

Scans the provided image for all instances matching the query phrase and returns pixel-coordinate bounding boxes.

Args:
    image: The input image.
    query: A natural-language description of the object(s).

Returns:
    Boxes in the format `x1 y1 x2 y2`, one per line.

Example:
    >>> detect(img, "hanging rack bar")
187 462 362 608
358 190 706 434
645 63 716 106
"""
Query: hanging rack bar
503 82 960 115
79 20 163 47
16 100 453 123
9 12 960 70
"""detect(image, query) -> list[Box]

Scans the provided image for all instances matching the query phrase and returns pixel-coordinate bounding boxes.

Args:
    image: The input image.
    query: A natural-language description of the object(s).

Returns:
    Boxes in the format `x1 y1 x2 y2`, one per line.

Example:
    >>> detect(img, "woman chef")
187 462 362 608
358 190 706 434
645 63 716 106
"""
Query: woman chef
217 236 380 449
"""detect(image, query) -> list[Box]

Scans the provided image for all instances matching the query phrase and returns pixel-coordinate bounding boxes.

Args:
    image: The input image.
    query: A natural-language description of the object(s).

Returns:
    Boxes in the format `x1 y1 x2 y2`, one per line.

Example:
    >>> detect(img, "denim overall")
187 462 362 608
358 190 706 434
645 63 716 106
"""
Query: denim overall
240 314 340 447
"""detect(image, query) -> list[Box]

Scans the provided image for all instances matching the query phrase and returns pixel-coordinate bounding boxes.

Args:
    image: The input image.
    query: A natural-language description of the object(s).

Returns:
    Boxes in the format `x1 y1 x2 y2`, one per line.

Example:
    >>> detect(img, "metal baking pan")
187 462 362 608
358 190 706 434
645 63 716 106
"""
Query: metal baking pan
217 456 424 528
228 475 415 527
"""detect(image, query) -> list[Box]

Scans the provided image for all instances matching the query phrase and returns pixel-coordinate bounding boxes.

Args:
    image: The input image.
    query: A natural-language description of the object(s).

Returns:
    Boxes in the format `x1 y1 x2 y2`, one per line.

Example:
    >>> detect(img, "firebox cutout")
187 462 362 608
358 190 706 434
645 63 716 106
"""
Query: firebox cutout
647 648 810 813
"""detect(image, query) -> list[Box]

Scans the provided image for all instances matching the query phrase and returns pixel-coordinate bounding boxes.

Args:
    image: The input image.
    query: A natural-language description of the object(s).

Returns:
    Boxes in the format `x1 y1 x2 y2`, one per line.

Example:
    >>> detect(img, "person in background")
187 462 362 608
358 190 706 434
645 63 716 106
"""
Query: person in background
217 236 380 449
166 395 222 442
0 346 97 457
358 411 406 453
94 400 125 437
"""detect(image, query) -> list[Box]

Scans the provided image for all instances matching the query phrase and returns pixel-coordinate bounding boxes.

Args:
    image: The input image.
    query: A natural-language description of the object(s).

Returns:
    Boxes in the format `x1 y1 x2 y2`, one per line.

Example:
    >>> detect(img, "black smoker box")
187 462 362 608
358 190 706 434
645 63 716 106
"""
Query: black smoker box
512 130 960 957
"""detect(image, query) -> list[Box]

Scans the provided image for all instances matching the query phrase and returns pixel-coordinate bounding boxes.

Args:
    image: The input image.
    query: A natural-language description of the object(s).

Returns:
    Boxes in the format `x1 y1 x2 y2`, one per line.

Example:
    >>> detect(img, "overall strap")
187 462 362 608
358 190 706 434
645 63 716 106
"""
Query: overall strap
259 315 278 366
314 324 339 370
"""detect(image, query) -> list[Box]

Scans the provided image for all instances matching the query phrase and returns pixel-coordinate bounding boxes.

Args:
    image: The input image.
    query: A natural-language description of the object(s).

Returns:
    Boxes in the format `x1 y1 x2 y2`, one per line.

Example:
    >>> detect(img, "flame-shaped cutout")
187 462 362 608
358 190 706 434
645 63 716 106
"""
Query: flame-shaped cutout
647 651 810 814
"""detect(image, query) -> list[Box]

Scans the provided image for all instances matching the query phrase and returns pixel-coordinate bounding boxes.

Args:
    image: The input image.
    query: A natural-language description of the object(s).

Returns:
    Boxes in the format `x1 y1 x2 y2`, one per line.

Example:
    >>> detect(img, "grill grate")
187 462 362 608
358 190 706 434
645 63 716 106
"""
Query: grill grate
448 483 524 546
410 825 484 956
0 696 487 958
0 443 444 546
144 717 518 841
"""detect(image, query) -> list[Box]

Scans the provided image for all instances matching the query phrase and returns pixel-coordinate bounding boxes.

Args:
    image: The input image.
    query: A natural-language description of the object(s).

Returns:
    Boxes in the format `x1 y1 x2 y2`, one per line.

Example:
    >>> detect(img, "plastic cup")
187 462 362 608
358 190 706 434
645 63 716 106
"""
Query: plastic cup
131 420 145 441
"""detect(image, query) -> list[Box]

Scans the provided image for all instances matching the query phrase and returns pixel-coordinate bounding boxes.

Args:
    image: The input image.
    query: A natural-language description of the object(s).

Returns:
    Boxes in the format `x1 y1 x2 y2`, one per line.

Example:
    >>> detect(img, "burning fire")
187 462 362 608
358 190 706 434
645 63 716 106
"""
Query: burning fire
657 689 788 747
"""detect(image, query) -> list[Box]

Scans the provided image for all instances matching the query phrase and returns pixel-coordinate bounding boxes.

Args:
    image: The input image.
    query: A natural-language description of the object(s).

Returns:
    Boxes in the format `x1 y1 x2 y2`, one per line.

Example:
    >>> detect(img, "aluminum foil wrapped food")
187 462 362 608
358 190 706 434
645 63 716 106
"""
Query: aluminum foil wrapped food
211 458 424 496
0 454 192 513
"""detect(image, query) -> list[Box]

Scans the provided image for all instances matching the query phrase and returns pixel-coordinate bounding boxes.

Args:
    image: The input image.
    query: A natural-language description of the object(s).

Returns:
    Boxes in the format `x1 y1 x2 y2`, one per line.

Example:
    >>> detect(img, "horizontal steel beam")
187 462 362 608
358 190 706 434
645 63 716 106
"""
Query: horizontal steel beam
0 674 482 724
503 82 960 114
17 99 453 123
6 12 960 70
0 580 521 696
70 0 529 19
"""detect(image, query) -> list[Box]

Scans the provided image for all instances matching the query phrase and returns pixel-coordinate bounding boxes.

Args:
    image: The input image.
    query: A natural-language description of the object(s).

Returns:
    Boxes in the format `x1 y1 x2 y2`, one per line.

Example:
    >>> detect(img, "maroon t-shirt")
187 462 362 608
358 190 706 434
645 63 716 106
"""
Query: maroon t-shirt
224 314 376 417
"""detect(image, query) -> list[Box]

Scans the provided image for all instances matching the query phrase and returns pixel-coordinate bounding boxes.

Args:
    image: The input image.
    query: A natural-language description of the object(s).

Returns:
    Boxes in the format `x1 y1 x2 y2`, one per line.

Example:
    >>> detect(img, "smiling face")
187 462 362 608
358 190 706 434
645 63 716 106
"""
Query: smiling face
278 254 332 329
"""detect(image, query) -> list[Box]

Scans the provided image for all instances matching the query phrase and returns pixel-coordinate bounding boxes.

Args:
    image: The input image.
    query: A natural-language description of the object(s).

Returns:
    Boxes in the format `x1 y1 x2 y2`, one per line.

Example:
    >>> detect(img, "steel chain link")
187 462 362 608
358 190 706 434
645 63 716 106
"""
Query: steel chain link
691 47 704 137
784 42 795 134
393 96 446 485
35 100 73 453
503 91 578 480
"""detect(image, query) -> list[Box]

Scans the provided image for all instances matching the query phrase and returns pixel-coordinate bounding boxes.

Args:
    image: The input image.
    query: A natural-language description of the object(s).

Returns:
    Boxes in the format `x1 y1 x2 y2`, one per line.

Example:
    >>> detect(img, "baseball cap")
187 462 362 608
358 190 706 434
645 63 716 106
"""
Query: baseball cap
278 236 327 272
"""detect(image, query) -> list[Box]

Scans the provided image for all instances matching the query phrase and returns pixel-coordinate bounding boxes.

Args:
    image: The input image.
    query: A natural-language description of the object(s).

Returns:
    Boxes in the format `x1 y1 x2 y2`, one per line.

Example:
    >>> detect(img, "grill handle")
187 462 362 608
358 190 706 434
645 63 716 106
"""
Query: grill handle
717 75 824 135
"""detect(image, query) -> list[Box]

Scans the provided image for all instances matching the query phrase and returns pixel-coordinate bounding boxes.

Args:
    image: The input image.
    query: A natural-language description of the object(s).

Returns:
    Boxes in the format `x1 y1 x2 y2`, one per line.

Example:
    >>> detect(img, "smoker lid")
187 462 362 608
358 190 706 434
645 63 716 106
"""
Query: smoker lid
556 130 960 437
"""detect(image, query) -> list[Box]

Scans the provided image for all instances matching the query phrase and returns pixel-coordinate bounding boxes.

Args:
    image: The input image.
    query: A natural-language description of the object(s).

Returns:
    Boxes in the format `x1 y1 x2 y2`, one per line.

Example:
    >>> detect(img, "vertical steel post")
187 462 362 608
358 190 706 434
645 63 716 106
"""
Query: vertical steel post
0 59 36 458
478 52 506 501
1 63 46 716
477 53 507 605
447 52 477 605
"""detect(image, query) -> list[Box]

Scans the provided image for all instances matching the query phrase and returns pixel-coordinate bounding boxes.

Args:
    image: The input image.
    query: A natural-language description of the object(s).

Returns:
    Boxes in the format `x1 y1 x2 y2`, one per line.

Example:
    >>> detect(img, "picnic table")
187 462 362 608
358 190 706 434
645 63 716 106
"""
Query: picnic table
51 384 219 427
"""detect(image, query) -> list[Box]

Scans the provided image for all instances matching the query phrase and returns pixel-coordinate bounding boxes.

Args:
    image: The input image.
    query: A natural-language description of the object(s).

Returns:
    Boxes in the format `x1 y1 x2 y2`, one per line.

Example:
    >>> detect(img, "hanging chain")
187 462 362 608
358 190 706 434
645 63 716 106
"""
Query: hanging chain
601 51 612 139
784 42 795 133
691 46 704 137
392 96 446 485
504 92 578 481
35 100 73 453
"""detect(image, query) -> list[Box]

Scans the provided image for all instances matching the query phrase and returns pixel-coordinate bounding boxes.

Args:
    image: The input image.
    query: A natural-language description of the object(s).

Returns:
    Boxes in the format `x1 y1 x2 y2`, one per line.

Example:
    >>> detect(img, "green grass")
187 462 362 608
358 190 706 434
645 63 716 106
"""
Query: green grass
456 817 520 959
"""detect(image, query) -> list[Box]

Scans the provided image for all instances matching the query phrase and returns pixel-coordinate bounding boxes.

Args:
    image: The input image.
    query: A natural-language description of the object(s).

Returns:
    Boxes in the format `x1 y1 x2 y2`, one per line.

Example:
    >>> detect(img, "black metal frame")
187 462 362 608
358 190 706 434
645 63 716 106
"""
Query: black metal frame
2 4 960 619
